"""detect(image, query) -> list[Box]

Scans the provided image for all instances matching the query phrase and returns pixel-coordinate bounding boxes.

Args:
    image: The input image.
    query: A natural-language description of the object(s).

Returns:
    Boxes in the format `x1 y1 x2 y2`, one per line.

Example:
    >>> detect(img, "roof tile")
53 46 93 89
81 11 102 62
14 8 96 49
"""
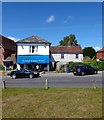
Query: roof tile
50 46 83 54
97 48 104 53
16 36 51 44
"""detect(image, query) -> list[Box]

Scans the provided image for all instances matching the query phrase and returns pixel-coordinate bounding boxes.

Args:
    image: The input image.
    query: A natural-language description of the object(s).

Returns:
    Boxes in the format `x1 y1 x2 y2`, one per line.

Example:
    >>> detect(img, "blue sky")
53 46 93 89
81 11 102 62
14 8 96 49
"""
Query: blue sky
2 2 102 51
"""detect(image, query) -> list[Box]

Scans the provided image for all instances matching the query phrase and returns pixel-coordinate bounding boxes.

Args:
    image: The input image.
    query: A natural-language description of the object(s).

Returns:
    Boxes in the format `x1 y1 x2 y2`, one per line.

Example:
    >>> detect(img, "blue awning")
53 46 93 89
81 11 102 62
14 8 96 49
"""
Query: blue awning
17 55 49 64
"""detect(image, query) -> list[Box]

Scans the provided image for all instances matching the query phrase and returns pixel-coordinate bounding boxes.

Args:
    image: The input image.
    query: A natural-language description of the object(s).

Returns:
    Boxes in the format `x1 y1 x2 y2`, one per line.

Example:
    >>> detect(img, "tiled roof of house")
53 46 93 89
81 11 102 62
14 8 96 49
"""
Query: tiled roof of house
97 48 104 53
16 36 51 44
50 46 83 54
0 35 16 51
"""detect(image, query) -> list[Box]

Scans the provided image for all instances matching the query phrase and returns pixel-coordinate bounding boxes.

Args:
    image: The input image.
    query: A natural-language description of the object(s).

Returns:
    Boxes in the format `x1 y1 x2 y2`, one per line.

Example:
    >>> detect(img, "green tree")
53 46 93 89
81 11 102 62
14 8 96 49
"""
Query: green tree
83 47 96 59
59 36 69 46
59 34 78 46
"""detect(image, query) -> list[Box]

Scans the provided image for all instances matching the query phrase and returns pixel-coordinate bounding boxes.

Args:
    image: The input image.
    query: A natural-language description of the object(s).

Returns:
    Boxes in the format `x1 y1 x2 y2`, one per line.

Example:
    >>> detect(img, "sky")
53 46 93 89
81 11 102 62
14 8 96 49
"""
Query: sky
2 2 102 51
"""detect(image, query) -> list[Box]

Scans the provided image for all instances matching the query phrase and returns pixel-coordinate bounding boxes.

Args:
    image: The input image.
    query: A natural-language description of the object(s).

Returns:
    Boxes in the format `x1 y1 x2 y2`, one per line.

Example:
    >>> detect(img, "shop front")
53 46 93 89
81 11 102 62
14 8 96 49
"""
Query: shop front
17 55 50 71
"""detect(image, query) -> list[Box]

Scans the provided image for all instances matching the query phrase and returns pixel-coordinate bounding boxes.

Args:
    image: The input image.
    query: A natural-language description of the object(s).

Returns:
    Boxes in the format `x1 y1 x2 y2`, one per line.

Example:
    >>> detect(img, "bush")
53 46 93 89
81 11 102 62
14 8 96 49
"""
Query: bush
67 62 83 72
59 64 66 73
85 61 104 71
0 64 5 71
67 61 104 71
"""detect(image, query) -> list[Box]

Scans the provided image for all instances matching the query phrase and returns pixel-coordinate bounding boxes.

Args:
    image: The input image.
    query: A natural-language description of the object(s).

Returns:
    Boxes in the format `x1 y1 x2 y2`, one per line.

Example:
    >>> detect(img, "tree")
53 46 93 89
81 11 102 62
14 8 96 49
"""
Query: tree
59 36 69 46
83 47 96 59
59 34 78 46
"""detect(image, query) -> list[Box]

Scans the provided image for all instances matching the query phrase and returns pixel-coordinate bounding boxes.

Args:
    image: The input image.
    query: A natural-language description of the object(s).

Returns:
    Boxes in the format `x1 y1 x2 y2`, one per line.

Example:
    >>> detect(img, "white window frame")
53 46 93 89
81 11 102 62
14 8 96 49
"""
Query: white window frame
29 45 38 53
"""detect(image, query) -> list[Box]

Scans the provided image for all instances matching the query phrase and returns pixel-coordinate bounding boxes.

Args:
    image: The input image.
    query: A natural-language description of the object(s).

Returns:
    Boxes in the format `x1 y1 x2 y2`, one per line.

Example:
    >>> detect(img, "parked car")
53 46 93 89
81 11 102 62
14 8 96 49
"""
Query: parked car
8 69 40 79
73 65 98 76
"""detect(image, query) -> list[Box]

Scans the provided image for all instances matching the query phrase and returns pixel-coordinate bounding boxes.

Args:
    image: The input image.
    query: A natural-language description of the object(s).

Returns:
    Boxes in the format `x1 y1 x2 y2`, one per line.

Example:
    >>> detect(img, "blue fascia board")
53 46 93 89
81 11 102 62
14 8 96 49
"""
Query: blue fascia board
17 55 50 64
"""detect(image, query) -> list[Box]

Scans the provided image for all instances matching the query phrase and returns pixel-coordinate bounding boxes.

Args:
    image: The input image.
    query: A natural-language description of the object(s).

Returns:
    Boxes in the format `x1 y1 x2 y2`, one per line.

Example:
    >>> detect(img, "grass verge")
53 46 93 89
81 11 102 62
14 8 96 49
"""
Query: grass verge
2 88 103 118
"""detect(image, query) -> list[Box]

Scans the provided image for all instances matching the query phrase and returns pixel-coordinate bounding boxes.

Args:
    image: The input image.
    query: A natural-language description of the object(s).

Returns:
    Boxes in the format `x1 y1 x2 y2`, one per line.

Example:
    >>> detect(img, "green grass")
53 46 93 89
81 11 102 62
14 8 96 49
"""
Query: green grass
2 88 103 118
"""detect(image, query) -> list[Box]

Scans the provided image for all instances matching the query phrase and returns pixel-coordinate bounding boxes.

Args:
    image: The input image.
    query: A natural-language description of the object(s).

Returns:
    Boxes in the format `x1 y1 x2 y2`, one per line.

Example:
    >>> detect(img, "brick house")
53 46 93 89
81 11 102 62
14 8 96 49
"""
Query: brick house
50 45 83 70
96 48 104 60
0 35 16 70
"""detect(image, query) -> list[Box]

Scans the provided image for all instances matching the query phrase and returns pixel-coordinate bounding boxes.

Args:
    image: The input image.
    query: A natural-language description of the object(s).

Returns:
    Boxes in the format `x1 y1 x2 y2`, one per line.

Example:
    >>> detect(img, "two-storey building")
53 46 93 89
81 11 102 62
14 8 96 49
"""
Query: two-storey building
0 35 16 70
96 48 104 61
50 46 83 70
16 36 51 71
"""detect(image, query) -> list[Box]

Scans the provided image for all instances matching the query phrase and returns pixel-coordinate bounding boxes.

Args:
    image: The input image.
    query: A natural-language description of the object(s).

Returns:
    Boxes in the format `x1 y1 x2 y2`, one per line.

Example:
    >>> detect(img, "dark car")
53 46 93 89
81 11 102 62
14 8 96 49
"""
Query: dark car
8 69 40 79
73 65 98 76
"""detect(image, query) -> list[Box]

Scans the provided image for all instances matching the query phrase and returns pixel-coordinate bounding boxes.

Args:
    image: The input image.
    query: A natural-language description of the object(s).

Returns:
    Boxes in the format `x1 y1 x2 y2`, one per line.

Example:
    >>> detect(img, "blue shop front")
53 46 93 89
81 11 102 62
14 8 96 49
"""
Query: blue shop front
17 55 50 71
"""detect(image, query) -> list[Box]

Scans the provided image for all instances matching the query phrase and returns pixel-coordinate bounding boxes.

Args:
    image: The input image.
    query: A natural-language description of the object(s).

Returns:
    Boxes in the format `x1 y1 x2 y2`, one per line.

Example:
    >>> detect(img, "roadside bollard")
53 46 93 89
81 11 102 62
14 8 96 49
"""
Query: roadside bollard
3 81 6 89
93 80 96 89
45 79 49 89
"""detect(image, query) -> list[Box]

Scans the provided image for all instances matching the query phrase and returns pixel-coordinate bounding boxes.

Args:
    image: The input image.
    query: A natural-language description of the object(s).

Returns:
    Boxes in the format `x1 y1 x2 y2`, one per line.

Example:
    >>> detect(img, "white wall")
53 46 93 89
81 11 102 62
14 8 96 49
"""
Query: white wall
51 53 83 63
17 43 50 55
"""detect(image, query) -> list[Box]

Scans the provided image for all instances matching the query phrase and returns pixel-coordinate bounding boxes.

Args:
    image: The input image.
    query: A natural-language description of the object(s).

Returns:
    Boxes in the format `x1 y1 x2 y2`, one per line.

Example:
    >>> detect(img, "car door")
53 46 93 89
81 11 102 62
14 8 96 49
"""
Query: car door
87 66 93 74
16 70 24 78
23 69 30 77
84 66 90 75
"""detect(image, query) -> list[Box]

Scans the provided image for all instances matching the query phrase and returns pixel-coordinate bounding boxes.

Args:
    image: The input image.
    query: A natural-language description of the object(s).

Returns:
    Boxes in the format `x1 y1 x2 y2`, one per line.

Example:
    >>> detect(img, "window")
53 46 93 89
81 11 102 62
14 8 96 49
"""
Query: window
32 46 35 53
76 54 78 59
61 53 64 59
29 45 31 53
29 45 38 53
21 46 24 49
36 45 38 52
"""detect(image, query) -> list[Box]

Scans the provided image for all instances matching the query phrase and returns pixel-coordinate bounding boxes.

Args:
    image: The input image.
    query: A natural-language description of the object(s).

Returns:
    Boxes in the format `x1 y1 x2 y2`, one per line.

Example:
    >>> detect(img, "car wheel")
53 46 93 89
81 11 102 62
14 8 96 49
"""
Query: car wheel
95 71 98 74
29 74 33 78
81 72 85 76
12 74 16 79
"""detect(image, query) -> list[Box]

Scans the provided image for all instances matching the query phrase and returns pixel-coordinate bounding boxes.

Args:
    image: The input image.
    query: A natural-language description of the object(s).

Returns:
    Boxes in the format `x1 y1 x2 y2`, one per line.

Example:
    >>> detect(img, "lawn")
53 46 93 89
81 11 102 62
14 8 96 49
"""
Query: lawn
2 88 103 118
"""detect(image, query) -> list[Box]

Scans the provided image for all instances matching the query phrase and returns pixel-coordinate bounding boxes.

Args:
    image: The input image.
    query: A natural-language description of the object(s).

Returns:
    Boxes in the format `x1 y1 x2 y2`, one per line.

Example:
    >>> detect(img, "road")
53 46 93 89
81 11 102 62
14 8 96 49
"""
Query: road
1 71 103 88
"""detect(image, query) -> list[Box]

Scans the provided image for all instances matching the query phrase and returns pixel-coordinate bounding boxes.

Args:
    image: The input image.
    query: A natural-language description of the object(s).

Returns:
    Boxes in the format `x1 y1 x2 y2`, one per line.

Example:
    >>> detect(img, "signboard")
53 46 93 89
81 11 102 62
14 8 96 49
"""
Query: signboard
17 55 49 64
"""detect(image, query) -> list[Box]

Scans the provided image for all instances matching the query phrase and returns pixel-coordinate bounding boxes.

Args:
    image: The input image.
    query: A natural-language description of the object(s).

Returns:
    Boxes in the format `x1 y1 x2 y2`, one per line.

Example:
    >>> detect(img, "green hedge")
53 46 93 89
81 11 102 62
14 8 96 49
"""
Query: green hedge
85 61 104 71
66 61 104 71
0 64 5 71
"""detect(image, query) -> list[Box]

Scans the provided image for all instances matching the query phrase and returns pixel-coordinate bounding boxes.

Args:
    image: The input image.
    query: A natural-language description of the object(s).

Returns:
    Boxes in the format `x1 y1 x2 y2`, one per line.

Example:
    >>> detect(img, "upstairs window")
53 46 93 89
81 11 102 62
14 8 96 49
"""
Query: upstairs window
29 45 38 53
61 53 64 59
76 54 79 59
32 46 35 53
21 46 24 49
29 45 31 53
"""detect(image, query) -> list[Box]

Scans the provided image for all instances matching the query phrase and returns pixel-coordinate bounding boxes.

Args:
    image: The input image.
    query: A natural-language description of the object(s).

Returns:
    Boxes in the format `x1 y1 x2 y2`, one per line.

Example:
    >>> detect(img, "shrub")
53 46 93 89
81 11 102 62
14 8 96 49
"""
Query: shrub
67 61 104 71
0 64 5 71
85 61 104 71
67 61 83 72
59 64 66 73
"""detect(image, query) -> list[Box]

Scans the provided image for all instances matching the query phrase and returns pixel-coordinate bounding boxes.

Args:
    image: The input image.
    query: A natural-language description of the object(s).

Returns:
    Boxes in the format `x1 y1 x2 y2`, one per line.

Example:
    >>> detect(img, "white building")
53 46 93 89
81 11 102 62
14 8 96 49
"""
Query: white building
16 36 51 71
50 46 83 70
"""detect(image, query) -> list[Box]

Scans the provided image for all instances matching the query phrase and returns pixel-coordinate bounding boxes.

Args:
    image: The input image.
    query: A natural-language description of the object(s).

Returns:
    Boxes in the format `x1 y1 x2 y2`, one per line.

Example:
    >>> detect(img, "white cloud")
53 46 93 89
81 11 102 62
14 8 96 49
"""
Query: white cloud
8 36 20 41
64 16 72 24
46 15 55 23
94 46 102 51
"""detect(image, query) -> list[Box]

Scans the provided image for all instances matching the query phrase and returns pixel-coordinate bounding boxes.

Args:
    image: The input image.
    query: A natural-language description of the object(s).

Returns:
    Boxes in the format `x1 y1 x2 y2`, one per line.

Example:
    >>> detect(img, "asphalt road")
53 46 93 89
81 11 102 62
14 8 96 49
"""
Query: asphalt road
1 71 103 88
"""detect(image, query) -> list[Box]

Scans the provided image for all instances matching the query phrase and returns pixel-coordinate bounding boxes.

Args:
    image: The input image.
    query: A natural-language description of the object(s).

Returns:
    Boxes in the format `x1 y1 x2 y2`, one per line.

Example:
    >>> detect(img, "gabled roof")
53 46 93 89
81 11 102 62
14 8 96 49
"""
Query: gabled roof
50 46 83 54
16 36 51 44
0 35 16 51
97 48 104 53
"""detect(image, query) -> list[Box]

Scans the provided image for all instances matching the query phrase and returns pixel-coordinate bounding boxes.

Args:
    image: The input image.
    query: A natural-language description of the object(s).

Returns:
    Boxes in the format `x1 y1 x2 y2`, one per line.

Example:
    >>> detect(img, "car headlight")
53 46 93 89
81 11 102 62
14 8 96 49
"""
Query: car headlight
34 72 37 74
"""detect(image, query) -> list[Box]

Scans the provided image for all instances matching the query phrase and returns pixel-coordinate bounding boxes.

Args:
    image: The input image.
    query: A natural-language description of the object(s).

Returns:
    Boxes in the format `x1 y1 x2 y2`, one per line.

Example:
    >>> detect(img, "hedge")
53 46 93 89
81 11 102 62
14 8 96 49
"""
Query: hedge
0 64 5 71
85 61 104 71
66 61 104 71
